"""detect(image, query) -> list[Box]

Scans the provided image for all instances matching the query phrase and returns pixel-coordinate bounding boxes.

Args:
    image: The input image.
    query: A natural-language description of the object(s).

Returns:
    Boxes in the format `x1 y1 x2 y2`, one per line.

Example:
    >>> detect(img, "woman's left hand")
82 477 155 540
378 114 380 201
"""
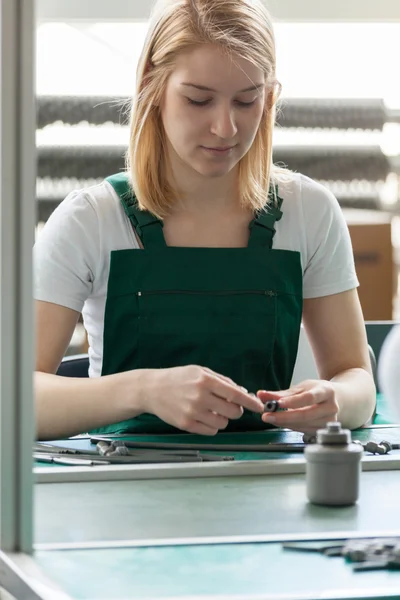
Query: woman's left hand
257 379 339 434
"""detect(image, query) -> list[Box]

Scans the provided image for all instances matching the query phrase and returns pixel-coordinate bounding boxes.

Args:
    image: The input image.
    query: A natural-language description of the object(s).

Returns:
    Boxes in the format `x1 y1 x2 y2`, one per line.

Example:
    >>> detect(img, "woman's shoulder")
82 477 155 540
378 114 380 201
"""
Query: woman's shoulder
272 171 347 259
55 179 124 220
275 171 339 217
37 178 138 257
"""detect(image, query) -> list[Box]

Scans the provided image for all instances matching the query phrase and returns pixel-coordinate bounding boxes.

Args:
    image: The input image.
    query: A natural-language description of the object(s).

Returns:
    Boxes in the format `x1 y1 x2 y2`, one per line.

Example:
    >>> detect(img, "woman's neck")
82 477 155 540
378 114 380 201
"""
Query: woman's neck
167 159 241 217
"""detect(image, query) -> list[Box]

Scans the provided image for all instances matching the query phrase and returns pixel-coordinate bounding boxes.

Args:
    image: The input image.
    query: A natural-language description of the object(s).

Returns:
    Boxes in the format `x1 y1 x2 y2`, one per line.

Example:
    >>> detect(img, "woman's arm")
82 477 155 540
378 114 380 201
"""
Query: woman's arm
35 300 147 440
258 289 376 432
301 289 376 429
36 300 264 440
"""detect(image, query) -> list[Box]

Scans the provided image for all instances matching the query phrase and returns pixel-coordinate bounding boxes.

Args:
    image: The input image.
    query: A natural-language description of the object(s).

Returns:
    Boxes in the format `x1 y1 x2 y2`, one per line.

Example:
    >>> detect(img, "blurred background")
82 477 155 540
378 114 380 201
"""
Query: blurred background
35 0 400 354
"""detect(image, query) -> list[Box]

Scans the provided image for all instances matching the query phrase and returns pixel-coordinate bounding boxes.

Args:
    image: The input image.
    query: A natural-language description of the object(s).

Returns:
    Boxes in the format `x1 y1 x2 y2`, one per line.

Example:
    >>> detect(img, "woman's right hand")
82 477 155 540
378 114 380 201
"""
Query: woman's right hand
140 365 265 435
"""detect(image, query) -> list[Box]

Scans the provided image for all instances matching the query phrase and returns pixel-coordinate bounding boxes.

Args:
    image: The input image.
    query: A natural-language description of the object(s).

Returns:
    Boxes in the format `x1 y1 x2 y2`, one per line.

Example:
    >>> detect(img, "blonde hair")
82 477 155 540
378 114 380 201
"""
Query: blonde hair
127 0 288 218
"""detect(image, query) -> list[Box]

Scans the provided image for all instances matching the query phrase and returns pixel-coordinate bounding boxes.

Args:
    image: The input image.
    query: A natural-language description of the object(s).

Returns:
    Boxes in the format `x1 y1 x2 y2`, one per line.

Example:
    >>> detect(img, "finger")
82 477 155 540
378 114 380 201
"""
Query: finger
217 387 264 413
275 390 321 410
204 394 244 420
186 421 219 436
204 375 264 413
262 404 336 427
202 366 246 388
198 410 229 431
257 389 300 401
202 367 250 395
283 383 336 409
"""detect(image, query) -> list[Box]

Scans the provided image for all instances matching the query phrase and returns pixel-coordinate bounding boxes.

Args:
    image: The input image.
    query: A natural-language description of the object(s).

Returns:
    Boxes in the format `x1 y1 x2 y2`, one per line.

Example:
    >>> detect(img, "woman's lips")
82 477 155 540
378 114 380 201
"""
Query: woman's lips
201 145 236 155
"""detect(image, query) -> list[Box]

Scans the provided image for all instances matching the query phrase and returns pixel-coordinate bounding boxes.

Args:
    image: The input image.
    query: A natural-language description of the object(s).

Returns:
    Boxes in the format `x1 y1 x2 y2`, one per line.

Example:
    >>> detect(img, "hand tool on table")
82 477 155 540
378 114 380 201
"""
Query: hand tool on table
33 451 205 465
95 440 230 461
34 442 86 455
353 440 400 454
33 453 107 466
90 436 307 453
283 538 400 572
33 441 234 465
90 435 400 454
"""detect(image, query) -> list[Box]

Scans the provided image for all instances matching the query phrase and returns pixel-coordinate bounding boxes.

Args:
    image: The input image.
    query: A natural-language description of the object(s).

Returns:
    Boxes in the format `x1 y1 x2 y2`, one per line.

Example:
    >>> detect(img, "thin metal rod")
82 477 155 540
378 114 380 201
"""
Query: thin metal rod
89 436 306 452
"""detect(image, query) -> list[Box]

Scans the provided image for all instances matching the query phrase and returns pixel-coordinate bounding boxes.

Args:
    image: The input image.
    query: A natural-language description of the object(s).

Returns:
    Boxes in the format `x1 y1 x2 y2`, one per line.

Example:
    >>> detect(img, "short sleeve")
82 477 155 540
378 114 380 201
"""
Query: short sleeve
300 177 359 299
34 190 100 312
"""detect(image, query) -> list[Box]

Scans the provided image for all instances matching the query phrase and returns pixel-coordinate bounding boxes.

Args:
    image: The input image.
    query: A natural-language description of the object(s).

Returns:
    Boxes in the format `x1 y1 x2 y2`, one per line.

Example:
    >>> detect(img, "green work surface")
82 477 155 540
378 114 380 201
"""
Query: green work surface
37 425 400 467
34 470 400 544
31 394 400 600
35 542 400 600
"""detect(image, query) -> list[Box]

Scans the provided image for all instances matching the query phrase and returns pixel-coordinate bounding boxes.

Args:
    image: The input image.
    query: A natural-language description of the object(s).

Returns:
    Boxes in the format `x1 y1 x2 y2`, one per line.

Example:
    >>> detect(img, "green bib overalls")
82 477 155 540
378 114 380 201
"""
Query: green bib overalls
90 173 303 435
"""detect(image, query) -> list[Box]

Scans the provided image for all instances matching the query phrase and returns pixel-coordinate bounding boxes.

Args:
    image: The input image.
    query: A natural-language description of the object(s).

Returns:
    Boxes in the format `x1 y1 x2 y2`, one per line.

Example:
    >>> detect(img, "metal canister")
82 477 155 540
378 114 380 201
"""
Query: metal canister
304 422 363 506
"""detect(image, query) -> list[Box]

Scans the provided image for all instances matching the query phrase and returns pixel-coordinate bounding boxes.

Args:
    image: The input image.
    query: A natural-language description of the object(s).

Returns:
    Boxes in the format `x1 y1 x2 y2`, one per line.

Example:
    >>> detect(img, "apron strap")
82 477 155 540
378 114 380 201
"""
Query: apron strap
247 185 284 249
107 173 283 250
106 173 167 248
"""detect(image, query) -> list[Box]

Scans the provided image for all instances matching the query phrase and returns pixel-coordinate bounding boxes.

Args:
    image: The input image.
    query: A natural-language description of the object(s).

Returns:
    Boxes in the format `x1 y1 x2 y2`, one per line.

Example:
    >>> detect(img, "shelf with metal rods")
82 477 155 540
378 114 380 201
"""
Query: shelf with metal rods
35 96 400 223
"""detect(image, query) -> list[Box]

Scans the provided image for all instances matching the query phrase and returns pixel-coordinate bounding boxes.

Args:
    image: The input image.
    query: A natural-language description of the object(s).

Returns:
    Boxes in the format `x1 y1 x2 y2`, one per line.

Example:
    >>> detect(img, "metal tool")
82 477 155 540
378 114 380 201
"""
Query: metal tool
33 442 92 455
90 436 307 453
34 451 204 465
282 542 346 555
33 452 107 466
353 557 400 571
354 440 400 455
95 440 235 462
283 537 400 572
34 441 234 465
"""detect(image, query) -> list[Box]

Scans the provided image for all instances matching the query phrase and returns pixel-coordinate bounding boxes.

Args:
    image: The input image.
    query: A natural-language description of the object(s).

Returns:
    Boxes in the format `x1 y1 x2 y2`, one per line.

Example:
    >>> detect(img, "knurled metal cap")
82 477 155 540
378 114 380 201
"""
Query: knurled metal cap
316 421 351 445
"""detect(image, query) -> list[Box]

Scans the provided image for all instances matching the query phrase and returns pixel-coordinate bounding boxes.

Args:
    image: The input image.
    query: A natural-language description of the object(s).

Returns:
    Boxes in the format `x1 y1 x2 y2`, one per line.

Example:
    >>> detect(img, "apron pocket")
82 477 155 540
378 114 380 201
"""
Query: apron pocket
135 289 278 392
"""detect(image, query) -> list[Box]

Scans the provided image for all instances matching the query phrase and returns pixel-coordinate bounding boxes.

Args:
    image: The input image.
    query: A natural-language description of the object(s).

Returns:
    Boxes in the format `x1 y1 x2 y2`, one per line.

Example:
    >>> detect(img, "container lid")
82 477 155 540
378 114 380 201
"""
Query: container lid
317 422 351 445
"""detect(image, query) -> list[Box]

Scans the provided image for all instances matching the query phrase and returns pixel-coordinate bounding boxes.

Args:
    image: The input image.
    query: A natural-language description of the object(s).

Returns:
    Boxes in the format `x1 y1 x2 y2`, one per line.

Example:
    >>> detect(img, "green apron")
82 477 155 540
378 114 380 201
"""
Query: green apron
90 172 303 435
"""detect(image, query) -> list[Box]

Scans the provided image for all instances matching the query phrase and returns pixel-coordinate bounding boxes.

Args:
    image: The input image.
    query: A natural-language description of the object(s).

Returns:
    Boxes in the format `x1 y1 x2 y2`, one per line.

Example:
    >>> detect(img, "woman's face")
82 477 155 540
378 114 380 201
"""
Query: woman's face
160 44 266 180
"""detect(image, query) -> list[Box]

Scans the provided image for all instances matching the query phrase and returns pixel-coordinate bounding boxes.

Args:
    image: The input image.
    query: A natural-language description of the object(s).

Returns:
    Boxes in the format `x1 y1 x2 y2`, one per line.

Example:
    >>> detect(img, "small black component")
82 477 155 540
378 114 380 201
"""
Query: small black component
263 400 279 413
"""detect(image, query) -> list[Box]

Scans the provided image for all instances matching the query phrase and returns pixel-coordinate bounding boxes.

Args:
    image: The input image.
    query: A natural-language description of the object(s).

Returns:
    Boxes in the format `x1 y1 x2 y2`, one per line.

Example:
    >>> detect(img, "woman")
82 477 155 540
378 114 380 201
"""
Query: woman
34 0 376 440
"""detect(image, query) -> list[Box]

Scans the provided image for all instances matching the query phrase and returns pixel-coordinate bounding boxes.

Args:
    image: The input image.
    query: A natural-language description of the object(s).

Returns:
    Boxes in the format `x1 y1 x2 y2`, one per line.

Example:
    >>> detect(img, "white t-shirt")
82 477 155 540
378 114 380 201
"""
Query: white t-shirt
34 172 359 378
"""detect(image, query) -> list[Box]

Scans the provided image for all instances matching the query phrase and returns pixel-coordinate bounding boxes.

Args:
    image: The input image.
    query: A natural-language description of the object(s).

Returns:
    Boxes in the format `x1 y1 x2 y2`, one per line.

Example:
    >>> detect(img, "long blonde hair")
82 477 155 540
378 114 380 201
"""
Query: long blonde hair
127 0 287 218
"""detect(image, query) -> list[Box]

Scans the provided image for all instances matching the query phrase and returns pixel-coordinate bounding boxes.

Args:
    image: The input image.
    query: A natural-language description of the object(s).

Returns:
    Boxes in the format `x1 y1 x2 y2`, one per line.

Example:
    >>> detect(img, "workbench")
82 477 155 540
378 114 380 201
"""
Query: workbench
3 397 400 600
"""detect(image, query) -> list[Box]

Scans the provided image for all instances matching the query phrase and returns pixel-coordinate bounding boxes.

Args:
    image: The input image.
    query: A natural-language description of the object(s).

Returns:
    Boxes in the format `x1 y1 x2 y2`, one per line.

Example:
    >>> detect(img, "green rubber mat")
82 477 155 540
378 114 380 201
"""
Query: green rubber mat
374 393 397 425
35 542 400 599
35 394 399 467
36 425 400 467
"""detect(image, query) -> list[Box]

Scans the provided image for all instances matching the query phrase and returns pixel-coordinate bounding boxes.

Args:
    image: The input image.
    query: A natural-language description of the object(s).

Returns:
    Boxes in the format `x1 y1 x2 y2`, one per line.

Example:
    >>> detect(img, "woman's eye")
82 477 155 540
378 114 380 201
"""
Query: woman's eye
235 99 257 107
186 98 211 106
186 98 257 108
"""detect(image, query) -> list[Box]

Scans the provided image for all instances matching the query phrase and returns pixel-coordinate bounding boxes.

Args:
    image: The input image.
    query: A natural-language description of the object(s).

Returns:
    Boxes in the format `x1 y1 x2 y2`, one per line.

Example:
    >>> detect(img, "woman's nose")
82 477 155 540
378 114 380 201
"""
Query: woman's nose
209 105 238 140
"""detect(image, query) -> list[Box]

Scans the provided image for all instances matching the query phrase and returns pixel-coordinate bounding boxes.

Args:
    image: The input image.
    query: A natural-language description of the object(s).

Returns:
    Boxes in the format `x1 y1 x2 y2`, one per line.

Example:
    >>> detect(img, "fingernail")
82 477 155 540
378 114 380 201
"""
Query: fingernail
263 415 276 423
240 386 248 393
